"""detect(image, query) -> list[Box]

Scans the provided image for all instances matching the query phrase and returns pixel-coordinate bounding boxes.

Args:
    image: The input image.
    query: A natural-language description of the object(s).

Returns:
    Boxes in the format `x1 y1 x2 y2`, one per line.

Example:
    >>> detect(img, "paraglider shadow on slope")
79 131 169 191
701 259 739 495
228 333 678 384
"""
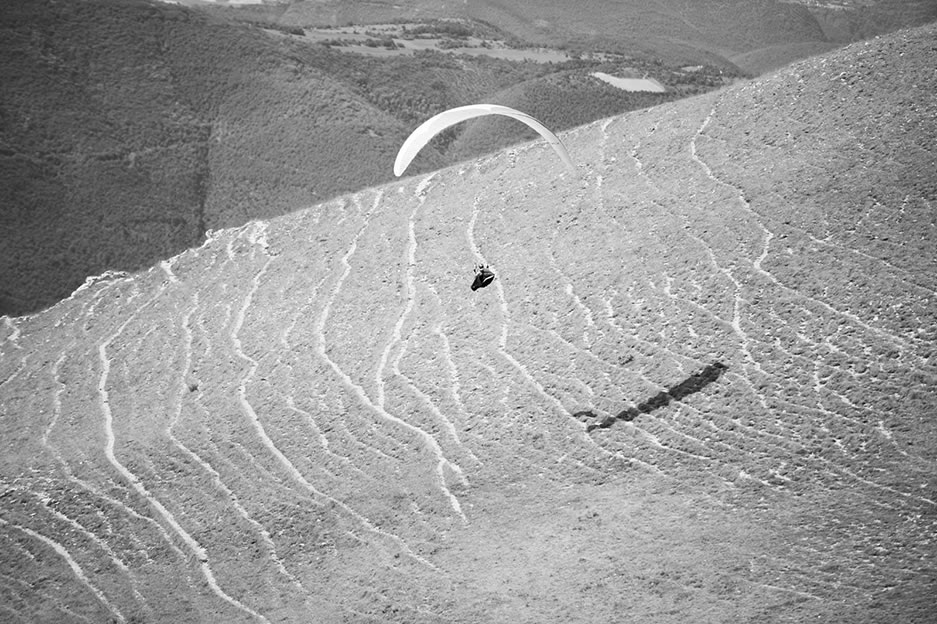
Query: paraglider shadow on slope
573 362 728 433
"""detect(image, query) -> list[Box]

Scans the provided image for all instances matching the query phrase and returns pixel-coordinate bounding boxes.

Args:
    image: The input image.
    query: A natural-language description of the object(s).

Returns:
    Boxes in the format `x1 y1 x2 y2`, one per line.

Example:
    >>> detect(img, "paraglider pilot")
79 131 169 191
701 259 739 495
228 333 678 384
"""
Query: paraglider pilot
471 264 495 291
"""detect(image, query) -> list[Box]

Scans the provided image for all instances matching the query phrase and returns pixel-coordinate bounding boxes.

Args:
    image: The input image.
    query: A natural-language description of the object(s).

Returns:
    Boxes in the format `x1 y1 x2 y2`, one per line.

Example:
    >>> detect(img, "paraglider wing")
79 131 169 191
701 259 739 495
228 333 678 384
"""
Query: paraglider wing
393 104 575 177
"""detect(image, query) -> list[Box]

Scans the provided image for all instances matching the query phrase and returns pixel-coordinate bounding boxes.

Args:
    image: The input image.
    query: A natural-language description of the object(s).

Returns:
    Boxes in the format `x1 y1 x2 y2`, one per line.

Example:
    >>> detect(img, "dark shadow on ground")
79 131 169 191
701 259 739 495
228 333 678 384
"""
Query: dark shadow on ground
573 362 728 432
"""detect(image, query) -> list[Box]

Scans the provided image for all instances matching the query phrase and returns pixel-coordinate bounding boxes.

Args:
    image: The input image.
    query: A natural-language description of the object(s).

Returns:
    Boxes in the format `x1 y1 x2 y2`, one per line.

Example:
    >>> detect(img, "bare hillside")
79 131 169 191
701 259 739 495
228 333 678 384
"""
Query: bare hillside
1 24 935 624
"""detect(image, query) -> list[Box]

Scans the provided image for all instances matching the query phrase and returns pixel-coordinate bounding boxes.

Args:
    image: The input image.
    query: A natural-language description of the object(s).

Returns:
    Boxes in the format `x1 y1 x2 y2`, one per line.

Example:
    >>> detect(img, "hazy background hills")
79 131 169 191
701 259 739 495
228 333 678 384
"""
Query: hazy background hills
0 0 718 316
221 0 937 72
2 0 935 316
1 19 935 624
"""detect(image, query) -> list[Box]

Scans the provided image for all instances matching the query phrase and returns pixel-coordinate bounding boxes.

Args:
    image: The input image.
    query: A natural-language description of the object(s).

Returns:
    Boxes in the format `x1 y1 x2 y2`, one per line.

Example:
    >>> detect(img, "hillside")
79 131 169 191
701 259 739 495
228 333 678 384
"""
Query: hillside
1 0 736 317
444 71 685 164
250 0 828 71
2 23 935 624
236 0 937 73
0 0 415 316
788 0 937 42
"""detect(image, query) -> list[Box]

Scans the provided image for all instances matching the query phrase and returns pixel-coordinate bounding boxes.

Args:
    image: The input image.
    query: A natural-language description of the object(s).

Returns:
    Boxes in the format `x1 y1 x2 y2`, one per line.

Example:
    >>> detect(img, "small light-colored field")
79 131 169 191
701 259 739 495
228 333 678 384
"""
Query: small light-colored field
591 72 667 92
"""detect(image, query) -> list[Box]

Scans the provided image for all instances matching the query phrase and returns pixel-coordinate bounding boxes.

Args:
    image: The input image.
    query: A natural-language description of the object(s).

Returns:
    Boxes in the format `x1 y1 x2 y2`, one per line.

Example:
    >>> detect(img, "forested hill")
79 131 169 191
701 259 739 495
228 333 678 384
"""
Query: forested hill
0 0 408 315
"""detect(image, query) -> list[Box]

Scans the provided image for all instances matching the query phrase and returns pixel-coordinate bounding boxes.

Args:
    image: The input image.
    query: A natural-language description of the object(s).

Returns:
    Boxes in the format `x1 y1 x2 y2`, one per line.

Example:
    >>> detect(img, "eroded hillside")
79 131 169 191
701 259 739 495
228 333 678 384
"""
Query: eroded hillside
1 24 935 624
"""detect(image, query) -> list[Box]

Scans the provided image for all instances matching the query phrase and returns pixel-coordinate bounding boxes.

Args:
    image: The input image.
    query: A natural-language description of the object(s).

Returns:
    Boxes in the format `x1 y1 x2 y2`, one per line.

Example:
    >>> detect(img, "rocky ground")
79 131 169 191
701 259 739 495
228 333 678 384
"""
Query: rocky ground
1 24 935 624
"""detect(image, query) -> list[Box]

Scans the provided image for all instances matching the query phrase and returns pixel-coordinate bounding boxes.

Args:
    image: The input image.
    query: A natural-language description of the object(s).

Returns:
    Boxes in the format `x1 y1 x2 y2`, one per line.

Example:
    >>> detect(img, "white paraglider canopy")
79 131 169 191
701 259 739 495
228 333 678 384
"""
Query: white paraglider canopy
393 104 575 177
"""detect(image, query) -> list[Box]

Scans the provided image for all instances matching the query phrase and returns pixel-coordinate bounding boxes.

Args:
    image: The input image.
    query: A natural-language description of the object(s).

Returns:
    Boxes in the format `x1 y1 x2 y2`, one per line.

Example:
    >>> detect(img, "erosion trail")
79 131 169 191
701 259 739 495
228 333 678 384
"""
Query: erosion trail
377 174 469 523
692 96 917 356
468 193 573 424
95 272 271 624
313 190 444 571
171 291 304 592
0 517 127 624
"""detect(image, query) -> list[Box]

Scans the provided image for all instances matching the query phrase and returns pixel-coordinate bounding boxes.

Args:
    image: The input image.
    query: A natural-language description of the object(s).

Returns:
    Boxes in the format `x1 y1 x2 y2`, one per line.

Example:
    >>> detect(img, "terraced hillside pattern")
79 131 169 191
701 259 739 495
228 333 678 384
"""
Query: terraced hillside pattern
2 25 936 624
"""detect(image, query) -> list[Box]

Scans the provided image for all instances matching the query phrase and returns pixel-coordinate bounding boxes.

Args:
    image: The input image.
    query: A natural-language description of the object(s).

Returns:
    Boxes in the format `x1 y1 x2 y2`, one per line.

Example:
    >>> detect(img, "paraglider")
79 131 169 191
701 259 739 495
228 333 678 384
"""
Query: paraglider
471 264 495 291
393 104 575 177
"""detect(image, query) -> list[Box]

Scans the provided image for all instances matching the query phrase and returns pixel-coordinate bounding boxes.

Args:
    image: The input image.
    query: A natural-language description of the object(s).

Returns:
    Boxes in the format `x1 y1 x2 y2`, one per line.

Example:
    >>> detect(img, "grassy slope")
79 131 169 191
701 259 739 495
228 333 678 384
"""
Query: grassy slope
1 23 934 624
805 0 937 42
727 40 840 74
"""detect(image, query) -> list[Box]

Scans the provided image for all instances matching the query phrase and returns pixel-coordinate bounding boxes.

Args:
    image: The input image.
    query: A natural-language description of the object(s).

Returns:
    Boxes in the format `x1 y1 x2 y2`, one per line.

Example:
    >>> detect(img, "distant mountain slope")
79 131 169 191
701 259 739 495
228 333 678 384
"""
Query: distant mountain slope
258 0 937 73
445 72 681 163
267 0 829 71
467 0 829 70
2 23 934 624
